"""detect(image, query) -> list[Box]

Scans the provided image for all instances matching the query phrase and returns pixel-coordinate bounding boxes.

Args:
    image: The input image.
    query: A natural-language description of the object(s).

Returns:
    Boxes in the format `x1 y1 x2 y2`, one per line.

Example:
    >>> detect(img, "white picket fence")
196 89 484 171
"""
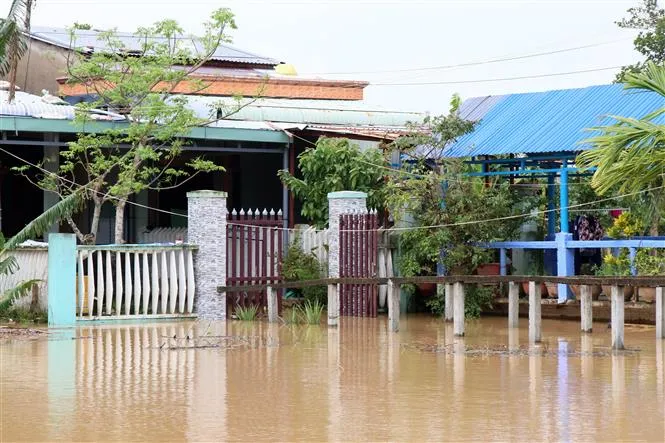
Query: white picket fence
289 226 330 265
76 245 197 319
0 242 49 311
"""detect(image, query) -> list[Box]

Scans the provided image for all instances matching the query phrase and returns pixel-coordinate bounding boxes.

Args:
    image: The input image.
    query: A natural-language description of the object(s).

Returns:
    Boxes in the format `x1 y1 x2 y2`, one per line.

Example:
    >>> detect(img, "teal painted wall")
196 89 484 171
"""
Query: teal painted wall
47 234 76 327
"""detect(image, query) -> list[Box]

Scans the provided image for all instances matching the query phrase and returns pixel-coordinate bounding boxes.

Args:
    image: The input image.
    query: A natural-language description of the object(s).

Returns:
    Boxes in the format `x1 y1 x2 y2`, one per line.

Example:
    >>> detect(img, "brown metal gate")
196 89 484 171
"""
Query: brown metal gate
339 212 378 317
226 209 283 315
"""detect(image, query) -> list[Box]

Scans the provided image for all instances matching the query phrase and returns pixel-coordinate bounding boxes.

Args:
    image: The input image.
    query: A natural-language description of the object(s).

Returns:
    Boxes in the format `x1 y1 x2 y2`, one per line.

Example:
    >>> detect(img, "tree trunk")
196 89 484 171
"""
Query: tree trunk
114 200 127 244
89 200 103 244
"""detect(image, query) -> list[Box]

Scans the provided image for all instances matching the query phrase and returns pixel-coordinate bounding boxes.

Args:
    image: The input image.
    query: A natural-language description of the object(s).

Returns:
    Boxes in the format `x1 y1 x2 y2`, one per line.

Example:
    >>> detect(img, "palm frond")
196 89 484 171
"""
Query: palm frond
0 254 19 277
0 0 31 77
5 191 84 250
622 61 665 98
0 279 40 311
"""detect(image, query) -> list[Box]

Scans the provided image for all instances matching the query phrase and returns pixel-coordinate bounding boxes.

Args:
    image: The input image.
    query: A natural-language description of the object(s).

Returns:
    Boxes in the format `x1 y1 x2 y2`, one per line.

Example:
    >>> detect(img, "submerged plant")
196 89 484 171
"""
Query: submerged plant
281 307 302 325
234 304 258 321
298 300 324 325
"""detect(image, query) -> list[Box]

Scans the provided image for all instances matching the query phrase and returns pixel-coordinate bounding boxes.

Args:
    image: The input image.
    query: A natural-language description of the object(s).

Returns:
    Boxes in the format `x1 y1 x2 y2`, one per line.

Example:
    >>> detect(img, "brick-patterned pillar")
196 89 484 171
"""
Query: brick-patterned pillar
187 190 228 320
327 191 368 279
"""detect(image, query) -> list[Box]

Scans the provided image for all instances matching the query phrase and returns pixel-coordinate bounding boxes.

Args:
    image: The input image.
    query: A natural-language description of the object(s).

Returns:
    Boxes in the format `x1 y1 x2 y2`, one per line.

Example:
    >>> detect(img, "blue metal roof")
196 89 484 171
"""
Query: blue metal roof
444 83 665 158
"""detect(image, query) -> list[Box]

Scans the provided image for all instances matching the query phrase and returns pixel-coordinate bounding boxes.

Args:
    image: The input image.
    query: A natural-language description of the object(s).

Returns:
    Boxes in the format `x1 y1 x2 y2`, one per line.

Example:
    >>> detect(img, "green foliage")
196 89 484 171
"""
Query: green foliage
278 138 386 228
616 1 665 81
425 285 493 319
577 62 665 235
280 242 327 305
298 300 324 325
635 249 665 275
606 212 644 238
0 305 46 323
234 304 258 321
0 0 31 92
595 253 632 276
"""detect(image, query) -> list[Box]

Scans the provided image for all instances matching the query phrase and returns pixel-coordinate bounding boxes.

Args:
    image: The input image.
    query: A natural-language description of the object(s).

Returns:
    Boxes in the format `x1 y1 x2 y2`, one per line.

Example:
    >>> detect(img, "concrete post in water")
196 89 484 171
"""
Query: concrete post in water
187 190 228 320
267 286 278 323
580 284 593 333
453 282 465 337
528 281 542 343
655 287 664 339
444 283 454 322
611 285 625 350
555 232 574 303
387 279 400 332
47 233 77 327
508 281 519 328
327 283 339 327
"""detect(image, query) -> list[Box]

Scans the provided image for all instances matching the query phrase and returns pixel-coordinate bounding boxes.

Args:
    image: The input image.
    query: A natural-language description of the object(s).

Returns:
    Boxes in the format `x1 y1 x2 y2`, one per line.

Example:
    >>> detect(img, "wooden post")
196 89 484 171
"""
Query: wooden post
327 283 339 327
528 281 541 343
611 285 625 350
580 284 593 333
444 283 454 322
656 287 664 339
267 286 278 323
453 282 465 337
387 279 400 332
508 281 519 328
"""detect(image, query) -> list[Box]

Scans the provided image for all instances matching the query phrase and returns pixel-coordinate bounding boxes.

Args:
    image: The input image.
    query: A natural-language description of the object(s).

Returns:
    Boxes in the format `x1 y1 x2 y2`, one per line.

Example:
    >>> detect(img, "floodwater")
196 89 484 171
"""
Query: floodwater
1 316 664 442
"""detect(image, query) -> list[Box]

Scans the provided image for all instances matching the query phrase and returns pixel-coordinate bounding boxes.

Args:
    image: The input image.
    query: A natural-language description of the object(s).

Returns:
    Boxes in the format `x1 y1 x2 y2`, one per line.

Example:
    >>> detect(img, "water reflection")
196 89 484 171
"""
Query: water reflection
1 317 664 441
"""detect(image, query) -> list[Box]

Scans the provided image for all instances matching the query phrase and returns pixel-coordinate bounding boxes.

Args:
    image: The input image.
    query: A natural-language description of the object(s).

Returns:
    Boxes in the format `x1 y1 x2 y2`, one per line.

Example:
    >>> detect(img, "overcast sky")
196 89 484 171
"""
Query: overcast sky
5 0 646 113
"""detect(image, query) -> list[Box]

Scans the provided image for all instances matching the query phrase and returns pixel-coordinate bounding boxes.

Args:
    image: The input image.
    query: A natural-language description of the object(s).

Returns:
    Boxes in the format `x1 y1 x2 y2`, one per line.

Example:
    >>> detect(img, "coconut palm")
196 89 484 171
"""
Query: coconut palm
0 0 33 101
577 61 665 234
0 191 83 310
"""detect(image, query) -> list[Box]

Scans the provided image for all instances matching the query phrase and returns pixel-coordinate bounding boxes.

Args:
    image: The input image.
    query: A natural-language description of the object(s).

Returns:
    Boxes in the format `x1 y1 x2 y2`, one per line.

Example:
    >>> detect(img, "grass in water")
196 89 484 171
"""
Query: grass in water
298 300 323 325
282 307 302 324
235 304 259 321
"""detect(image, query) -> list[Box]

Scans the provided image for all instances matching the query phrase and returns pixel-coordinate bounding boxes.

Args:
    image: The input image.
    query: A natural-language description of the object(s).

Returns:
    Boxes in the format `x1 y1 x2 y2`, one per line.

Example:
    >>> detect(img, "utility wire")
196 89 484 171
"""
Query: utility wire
303 39 629 76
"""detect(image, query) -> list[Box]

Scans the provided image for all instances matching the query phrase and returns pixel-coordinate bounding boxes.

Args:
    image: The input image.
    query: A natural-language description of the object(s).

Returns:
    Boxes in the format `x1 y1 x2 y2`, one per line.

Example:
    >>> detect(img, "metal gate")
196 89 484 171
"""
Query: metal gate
339 212 378 317
226 209 283 314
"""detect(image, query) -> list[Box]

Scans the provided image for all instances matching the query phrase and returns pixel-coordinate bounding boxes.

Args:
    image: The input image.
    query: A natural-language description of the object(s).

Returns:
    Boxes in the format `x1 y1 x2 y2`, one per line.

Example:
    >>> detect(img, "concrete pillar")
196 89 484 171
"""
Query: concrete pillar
387 279 400 332
508 281 519 328
327 283 339 327
611 285 625 350
327 191 368 279
555 233 574 302
580 284 593 333
47 233 77 327
187 190 228 320
528 281 542 343
655 287 664 339
453 282 465 337
444 283 454 322
267 286 278 323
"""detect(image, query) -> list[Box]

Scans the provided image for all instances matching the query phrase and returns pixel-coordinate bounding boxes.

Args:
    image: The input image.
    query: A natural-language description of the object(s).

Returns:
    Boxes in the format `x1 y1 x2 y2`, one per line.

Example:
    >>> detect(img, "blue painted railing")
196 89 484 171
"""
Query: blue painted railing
483 235 665 303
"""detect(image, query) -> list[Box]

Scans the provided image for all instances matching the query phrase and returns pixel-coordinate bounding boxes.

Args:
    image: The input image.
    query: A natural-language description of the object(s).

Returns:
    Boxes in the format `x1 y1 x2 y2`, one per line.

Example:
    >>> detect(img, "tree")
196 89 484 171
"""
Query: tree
577 62 665 235
17 9 259 244
0 191 83 311
278 137 387 228
616 0 665 81
0 0 34 101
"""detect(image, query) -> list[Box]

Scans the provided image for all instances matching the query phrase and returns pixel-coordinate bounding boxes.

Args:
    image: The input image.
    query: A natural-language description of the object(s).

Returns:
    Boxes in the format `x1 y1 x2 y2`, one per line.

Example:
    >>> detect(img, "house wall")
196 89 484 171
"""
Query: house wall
4 40 69 96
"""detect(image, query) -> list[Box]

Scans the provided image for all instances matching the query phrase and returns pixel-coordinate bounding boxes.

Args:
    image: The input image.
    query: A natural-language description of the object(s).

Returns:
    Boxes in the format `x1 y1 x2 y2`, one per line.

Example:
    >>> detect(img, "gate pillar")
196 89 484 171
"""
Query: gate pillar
187 190 228 320
327 191 368 280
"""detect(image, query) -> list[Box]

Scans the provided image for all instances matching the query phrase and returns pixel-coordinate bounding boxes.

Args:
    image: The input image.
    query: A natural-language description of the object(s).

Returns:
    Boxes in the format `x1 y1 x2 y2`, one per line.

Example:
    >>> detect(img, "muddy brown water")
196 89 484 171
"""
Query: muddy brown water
1 316 664 442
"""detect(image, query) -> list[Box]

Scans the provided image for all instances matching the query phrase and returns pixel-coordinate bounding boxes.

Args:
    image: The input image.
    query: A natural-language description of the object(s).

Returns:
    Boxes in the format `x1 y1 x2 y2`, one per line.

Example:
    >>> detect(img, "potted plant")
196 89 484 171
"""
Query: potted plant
570 263 602 300
521 260 548 297
634 249 665 303
594 253 633 300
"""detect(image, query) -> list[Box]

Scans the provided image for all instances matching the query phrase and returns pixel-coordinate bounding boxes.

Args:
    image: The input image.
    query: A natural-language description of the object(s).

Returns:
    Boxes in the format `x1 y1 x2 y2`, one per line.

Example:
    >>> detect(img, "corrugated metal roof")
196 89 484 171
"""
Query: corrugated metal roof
0 90 76 119
444 84 665 158
185 96 425 127
29 26 279 66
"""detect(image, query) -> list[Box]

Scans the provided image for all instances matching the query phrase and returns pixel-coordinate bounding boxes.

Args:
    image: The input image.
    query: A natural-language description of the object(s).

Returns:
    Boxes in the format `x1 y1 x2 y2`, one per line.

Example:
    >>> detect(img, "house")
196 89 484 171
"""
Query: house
1 27 424 243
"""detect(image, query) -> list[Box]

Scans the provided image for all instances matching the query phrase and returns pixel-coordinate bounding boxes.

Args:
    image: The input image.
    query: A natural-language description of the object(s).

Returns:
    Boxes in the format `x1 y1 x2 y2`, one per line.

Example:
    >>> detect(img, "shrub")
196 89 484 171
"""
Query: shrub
425 285 494 318
281 242 327 305
234 304 258 321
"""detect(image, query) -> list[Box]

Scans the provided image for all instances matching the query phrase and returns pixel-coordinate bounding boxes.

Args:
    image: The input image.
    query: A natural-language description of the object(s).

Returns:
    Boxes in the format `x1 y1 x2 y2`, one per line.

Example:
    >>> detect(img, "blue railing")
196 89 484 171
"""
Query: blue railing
482 234 665 302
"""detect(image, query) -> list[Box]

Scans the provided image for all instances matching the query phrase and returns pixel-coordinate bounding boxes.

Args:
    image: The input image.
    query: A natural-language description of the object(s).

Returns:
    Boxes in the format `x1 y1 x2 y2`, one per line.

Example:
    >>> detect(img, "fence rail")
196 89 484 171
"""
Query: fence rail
77 245 197 320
